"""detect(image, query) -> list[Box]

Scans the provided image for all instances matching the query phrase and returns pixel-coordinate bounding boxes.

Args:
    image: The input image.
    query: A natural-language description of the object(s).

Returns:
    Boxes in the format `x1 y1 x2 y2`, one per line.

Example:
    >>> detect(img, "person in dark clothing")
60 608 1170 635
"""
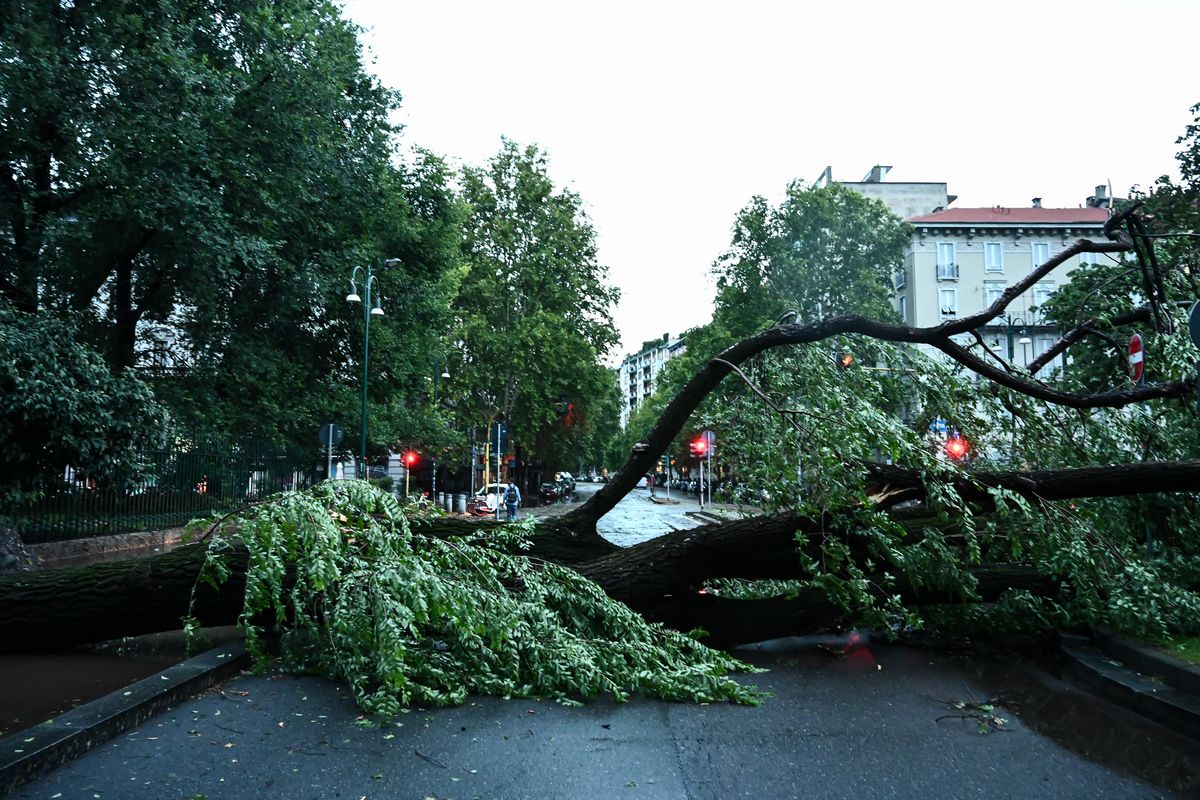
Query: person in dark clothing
504 481 521 521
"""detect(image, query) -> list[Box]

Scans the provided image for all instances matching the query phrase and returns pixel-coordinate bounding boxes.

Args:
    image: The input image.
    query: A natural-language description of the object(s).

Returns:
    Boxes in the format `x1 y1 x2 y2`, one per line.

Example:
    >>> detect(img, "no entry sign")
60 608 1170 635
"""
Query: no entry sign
1129 334 1144 385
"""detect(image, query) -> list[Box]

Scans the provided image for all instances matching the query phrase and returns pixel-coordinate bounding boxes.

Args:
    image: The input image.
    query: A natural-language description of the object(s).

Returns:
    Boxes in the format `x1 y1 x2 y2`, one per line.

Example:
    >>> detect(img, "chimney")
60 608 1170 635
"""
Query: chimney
1032 197 1042 208
863 165 892 183
1086 184 1110 208
662 333 669 343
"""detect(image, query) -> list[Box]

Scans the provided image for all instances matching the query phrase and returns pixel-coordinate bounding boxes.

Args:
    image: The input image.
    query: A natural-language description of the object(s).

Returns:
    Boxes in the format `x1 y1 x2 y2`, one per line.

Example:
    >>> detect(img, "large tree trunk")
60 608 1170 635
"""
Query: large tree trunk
1 457 1192 653
0 515 1029 652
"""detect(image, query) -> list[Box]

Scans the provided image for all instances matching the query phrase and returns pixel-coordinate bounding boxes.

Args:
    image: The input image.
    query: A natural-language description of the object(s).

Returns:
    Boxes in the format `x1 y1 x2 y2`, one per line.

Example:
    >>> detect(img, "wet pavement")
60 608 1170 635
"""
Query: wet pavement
9 635 1190 799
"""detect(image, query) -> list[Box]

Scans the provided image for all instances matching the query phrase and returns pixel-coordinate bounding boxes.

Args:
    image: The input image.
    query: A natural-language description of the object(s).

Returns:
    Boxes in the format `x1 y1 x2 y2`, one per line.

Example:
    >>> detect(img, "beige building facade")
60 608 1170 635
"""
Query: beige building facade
826 165 1112 374
903 204 1109 373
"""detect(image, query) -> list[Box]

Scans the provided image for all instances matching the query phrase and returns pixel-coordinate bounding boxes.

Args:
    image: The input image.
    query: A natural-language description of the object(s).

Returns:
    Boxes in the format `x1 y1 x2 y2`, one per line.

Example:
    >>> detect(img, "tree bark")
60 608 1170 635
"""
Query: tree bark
2 455 1194 653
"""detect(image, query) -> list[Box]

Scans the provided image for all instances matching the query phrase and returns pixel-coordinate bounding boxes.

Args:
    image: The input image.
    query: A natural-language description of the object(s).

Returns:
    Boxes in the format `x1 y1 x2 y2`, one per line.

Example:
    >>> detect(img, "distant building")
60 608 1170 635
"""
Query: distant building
905 200 1109 374
618 333 686 428
824 165 1112 374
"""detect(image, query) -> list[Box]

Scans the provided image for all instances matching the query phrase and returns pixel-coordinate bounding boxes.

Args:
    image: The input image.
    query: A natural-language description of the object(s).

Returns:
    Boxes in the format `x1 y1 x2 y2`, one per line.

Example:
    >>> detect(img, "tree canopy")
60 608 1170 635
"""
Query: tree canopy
450 139 620 476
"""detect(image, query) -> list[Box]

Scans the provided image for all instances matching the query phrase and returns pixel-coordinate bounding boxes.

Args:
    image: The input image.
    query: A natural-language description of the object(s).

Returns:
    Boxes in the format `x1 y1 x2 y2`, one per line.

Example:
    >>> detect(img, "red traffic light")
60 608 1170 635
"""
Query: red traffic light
403 450 419 467
944 435 970 461
690 437 709 457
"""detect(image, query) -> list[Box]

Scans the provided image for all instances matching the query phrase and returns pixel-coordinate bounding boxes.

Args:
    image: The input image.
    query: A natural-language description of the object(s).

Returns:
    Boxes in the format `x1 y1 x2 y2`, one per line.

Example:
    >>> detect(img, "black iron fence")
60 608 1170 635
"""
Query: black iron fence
4 436 316 543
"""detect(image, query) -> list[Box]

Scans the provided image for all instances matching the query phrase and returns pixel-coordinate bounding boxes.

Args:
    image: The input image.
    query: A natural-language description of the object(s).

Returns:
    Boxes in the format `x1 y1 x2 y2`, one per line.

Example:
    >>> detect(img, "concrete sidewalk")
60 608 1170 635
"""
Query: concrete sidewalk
6 636 1198 799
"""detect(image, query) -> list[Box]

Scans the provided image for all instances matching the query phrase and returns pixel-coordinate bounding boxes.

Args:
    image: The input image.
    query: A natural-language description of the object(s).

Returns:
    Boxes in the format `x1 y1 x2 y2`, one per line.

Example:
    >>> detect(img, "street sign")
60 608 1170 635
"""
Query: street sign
928 418 949 436
701 430 716 447
318 423 343 447
1189 300 1200 348
1129 334 1144 385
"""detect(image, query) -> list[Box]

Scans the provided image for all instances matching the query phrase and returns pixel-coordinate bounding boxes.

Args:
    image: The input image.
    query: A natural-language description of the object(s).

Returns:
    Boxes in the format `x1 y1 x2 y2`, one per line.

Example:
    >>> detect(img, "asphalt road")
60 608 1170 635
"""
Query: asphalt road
12 635 1184 800
10 484 1196 798
527 480 708 547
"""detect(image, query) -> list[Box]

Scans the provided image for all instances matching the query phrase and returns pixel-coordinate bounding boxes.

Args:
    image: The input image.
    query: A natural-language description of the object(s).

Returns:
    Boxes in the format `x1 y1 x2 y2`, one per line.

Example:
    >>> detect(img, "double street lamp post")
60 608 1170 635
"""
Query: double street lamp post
994 315 1032 367
347 258 401 478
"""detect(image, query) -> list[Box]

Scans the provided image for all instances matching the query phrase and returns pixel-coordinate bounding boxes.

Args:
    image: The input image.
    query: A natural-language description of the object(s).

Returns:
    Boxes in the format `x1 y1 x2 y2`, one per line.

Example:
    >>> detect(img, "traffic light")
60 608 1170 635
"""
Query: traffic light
835 352 854 369
689 437 709 457
403 450 419 468
944 434 970 461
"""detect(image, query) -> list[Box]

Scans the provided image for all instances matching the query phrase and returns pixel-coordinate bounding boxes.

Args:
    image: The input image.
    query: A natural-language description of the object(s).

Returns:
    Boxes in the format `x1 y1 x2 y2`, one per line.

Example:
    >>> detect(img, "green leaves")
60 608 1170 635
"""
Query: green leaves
0 309 167 505
190 480 763 715
450 139 620 472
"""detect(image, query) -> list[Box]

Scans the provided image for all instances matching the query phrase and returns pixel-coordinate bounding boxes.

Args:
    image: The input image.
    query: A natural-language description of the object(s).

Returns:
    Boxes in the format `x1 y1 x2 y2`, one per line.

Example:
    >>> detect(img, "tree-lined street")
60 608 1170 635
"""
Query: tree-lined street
4 0 1200 795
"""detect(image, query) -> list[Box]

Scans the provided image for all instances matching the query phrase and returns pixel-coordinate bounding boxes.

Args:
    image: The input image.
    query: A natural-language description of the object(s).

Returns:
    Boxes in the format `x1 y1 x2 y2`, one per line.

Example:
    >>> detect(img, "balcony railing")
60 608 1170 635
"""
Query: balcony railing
936 262 959 280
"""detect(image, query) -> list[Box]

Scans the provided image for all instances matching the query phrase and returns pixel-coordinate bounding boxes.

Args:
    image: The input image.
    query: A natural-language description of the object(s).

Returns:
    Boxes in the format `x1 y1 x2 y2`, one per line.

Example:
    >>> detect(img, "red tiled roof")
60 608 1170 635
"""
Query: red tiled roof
908 207 1109 225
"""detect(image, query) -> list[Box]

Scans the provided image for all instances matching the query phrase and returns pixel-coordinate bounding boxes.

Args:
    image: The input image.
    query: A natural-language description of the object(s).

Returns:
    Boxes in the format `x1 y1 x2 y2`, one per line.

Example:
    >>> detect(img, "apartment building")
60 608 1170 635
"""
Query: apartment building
618 333 686 428
826 165 1112 373
903 201 1109 372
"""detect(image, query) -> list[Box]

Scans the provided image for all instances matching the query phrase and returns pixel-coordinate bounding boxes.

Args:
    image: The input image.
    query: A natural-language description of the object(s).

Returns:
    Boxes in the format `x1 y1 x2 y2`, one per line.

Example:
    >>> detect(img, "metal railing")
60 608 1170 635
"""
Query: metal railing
4 436 315 543
937 262 959 280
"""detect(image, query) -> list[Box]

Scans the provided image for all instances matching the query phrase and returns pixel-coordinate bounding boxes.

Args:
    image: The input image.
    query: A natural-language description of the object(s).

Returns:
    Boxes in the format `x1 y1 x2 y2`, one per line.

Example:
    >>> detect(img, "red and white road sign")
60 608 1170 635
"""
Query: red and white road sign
1129 333 1144 384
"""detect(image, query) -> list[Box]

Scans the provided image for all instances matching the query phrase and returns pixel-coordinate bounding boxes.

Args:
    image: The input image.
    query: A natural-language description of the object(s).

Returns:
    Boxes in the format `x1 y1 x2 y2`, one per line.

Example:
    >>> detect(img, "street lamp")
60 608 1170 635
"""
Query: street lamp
347 258 401 478
991 315 1029 365
431 364 450 498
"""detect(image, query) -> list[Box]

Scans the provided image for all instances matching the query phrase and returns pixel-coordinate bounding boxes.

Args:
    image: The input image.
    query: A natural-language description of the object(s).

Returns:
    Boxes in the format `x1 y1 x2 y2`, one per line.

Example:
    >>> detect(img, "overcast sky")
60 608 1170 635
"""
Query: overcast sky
341 0 1199 361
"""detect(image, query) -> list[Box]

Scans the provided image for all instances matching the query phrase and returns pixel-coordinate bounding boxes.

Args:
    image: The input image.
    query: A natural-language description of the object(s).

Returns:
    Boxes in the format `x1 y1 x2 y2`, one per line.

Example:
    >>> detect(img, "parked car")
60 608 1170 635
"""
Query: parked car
539 482 563 503
471 483 511 514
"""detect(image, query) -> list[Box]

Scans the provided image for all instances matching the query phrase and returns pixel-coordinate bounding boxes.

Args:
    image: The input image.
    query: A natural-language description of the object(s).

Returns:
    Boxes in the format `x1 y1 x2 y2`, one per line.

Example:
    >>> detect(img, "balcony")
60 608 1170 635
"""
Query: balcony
936 262 959 280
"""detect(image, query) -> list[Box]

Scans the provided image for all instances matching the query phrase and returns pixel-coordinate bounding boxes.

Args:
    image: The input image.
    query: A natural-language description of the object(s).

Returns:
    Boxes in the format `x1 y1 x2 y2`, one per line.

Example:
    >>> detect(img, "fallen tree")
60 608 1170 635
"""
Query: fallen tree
3 208 1200 710
1 458 1196 652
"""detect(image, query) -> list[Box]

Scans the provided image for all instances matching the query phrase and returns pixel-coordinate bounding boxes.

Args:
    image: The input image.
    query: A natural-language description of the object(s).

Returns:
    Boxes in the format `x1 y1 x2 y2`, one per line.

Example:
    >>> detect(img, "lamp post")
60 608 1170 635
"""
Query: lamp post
993 315 1029 365
992 315 1031 463
346 258 401 478
431 364 450 497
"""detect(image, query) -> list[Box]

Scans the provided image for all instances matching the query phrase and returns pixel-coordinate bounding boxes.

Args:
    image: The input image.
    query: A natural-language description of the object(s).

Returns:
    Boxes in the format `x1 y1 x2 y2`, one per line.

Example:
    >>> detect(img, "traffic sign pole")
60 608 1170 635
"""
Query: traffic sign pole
318 423 344 483
1129 333 1144 386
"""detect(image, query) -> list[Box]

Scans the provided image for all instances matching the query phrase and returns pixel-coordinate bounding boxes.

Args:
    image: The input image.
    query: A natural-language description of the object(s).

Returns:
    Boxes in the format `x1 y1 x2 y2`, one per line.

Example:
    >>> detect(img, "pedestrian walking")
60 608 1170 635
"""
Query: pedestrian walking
504 481 521 521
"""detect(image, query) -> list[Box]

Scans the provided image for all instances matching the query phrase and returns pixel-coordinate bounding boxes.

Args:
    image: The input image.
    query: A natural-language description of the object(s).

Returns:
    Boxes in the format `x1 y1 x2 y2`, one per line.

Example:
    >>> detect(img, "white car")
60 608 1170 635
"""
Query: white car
473 483 512 512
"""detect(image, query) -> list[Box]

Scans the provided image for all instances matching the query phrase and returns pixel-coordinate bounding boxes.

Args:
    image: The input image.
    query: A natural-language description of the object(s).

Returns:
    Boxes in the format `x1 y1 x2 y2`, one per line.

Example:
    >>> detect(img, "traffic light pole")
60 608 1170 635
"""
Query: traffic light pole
706 448 712 506
495 422 502 521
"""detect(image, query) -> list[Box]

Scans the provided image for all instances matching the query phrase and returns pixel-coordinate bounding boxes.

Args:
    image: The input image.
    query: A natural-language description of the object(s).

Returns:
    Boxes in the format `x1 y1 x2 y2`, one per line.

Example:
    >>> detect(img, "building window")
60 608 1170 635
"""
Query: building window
1079 251 1100 265
985 242 1003 272
898 294 907 323
1032 242 1050 272
894 269 905 290
1035 335 1057 377
939 287 957 318
984 282 1005 317
1033 282 1056 322
937 242 958 280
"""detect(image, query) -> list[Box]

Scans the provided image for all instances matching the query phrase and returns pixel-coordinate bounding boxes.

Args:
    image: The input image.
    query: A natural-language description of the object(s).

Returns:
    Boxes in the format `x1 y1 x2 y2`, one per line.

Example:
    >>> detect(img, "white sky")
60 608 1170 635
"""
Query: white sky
341 0 1199 361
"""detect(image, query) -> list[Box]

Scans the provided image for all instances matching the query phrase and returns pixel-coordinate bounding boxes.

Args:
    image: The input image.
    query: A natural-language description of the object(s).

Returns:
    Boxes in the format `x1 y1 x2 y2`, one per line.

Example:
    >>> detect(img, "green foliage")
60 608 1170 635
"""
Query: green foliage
0 0 465 457
713 181 910 336
187 481 762 714
451 140 620 472
0 309 166 505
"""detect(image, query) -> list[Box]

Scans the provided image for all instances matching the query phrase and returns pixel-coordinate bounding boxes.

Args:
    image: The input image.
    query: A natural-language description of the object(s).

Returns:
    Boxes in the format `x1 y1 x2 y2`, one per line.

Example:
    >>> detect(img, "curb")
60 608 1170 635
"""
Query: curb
0 639 249 795
1059 631 1200 742
1092 626 1200 695
971 650 1200 796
